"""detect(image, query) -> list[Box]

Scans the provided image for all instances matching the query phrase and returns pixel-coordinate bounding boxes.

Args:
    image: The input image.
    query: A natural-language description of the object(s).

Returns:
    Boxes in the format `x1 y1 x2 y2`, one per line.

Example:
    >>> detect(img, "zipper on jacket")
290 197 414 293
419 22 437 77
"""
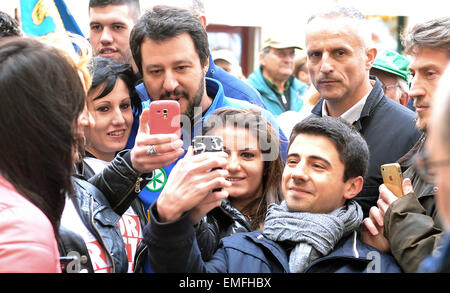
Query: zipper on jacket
133 242 148 273
90 195 116 273
135 177 143 193
113 176 143 212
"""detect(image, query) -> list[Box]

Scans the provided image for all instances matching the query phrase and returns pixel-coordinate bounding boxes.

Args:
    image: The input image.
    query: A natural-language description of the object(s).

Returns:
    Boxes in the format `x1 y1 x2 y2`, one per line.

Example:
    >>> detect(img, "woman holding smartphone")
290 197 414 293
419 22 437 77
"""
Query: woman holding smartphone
158 107 284 260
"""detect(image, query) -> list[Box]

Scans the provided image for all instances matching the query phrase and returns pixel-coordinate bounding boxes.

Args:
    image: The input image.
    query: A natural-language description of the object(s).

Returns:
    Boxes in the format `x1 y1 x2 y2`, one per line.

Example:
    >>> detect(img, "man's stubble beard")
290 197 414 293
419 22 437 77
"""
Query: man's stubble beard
184 76 205 123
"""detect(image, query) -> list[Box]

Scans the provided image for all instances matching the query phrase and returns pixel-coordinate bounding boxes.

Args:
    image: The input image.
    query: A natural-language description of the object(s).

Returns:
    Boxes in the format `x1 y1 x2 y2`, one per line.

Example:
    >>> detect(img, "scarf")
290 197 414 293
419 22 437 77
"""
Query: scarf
263 200 363 273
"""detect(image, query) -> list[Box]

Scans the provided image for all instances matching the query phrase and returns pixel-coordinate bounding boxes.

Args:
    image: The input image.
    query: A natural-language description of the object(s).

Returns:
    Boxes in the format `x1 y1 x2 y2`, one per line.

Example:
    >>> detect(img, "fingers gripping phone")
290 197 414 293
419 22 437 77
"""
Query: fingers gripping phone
381 163 404 197
192 136 224 192
149 100 181 137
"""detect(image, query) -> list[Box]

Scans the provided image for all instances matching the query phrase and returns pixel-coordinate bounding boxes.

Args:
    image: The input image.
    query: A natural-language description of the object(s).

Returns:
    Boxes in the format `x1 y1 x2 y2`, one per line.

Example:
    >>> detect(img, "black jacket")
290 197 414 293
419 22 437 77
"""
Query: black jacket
58 177 128 273
310 77 421 216
58 150 147 273
195 199 253 260
85 150 149 272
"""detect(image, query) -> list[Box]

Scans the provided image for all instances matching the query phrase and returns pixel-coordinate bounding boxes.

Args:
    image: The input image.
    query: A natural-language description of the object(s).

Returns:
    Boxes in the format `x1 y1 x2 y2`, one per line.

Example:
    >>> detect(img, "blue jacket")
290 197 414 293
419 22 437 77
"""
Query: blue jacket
247 67 307 117
135 77 288 273
145 203 402 273
207 55 267 109
136 77 288 212
419 231 450 273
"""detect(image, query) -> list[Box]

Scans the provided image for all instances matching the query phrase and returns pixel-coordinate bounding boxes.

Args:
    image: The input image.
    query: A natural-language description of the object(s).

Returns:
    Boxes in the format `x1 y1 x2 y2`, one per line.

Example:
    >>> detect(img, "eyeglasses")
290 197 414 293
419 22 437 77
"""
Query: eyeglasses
381 84 400 92
271 49 295 58
415 150 450 183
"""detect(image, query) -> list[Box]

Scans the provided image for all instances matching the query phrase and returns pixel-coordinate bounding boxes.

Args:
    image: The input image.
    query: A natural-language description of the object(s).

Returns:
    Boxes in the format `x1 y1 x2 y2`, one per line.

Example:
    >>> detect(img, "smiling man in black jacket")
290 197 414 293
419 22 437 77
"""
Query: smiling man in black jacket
145 117 402 273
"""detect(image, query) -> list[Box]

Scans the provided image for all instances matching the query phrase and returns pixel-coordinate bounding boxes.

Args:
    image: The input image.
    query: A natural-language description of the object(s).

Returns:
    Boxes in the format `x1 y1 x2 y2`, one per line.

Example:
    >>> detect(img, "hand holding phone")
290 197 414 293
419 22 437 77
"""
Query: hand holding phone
192 136 224 192
381 163 404 197
149 100 181 137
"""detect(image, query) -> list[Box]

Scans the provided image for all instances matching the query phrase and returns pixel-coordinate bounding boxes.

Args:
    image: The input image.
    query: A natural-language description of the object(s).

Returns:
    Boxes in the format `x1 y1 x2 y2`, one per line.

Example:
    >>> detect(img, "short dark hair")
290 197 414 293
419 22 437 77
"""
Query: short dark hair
89 0 141 22
88 56 141 114
402 17 450 56
0 37 86 237
0 11 21 38
130 5 209 75
290 117 370 182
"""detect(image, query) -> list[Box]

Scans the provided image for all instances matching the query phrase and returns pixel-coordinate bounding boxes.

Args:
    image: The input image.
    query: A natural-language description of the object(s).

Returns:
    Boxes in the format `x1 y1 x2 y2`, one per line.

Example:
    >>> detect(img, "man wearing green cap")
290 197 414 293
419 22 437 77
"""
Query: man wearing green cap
247 36 308 117
370 49 410 107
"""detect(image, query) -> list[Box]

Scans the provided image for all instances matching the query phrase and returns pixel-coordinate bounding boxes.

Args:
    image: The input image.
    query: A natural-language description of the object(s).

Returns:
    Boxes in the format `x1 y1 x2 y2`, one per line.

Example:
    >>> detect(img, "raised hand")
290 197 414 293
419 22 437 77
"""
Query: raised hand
130 108 185 174
156 147 231 222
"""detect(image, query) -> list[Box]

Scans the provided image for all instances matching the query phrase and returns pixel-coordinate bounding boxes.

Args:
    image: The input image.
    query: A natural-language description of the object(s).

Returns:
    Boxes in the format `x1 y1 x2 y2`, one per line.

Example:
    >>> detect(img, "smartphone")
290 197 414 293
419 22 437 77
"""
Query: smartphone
192 136 224 192
149 100 181 137
381 163 404 197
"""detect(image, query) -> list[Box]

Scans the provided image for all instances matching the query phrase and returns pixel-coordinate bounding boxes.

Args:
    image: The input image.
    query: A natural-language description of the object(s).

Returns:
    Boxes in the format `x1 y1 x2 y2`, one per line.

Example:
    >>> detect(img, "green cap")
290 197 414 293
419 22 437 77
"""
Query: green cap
372 49 410 83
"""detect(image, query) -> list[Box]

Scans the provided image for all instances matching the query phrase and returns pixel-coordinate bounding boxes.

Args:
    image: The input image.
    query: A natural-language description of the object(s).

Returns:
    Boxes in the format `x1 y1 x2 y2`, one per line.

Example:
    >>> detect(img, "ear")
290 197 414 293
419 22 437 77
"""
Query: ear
343 176 364 200
203 55 210 75
198 15 207 28
400 92 410 107
365 47 377 71
259 51 266 66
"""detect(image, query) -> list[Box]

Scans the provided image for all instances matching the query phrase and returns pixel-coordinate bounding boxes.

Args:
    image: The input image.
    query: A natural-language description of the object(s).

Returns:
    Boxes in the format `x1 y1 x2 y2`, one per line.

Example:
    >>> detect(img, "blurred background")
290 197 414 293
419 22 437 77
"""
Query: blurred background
2 0 447 77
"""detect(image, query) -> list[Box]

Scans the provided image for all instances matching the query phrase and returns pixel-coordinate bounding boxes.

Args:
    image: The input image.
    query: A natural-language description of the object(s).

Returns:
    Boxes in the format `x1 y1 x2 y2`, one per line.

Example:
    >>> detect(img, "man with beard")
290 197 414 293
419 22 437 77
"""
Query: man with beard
305 6 421 216
130 5 287 208
139 0 266 110
127 7 288 272
362 17 450 273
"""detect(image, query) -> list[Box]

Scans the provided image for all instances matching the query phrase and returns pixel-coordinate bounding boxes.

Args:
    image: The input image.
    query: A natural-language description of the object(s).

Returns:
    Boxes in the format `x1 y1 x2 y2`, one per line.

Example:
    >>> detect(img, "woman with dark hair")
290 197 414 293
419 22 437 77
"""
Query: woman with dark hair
158 107 284 261
82 56 145 272
84 56 141 172
0 37 85 272
0 36 136 273
201 108 284 230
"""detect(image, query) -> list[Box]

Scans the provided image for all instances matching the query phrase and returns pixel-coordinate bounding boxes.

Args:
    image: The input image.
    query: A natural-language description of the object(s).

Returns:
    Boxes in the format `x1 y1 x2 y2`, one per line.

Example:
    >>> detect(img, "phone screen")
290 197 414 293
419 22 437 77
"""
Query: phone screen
192 136 224 192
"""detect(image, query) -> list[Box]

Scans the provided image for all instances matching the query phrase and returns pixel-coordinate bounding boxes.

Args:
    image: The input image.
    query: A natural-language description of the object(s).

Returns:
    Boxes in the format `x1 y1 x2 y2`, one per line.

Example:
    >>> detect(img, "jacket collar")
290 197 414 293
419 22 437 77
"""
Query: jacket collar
206 54 218 78
305 230 374 271
311 77 385 130
202 77 226 119
247 231 290 272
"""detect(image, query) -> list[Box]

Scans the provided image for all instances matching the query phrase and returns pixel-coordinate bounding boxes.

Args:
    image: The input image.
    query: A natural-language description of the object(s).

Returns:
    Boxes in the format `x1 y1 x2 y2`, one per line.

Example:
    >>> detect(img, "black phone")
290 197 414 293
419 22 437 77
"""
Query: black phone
192 136 224 192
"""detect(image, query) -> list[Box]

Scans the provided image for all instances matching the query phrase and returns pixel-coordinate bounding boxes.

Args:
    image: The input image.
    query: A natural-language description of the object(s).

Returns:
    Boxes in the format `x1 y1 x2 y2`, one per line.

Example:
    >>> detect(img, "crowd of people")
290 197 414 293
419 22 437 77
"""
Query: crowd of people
0 0 449 275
